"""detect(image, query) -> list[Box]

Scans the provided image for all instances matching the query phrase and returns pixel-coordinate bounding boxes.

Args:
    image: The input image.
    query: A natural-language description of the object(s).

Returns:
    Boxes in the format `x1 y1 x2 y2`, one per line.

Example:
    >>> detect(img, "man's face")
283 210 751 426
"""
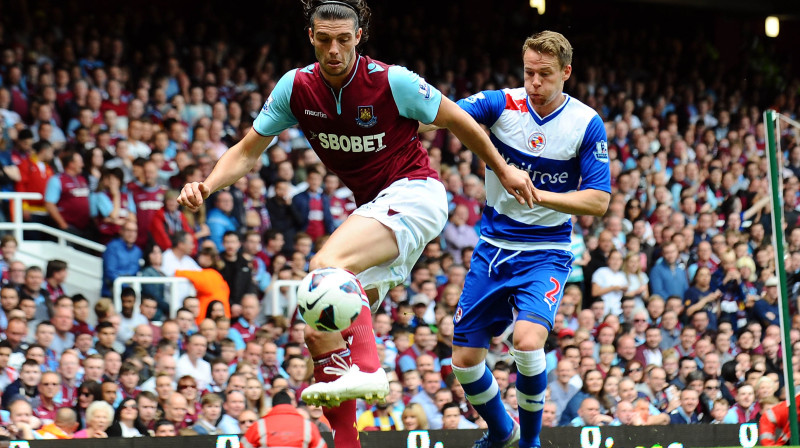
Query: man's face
98 327 116 346
20 365 41 386
138 397 157 422
9 402 32 426
58 353 80 381
422 373 440 395
154 424 176 437
262 343 278 366
556 362 575 385
143 162 158 187
647 369 667 393
645 329 661 349
704 354 720 377
19 299 36 319
434 390 453 410
121 294 136 316
578 399 601 425
189 336 207 359
156 377 173 399
140 299 157 320
223 234 240 255
224 393 245 418
36 324 55 346
212 364 229 385
679 359 697 379
523 49 570 111
133 326 154 347
310 18 362 80
245 344 262 366
0 288 18 311
442 407 461 430
242 297 259 321
39 374 60 399
243 235 260 255
681 390 699 414
287 359 307 382
102 382 118 403
5 322 26 346
161 323 180 342
120 371 139 390
416 355 434 373
84 359 104 381
25 270 43 291
763 338 779 358
166 396 188 422
0 347 10 368
493 370 509 391
227 375 246 393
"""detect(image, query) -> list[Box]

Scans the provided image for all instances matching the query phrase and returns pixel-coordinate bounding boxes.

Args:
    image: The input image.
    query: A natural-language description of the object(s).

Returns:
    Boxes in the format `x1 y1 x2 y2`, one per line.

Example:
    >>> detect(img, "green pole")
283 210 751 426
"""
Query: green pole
764 109 798 445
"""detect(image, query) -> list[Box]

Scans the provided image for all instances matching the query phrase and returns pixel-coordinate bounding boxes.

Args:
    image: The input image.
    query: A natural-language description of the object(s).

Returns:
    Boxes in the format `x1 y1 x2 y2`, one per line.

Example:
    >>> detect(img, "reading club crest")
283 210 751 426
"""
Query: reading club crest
528 132 546 155
356 106 377 128
454 306 463 323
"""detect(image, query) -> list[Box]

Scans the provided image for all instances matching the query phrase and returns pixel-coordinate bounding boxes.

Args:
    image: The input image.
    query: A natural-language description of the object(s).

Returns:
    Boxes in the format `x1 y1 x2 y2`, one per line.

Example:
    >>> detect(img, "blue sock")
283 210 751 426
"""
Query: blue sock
514 348 547 448
452 362 514 442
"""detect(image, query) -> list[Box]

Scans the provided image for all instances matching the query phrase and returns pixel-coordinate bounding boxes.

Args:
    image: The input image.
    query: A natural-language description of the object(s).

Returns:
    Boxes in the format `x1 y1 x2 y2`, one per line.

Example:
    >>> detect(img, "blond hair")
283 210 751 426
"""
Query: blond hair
402 403 429 430
522 30 573 69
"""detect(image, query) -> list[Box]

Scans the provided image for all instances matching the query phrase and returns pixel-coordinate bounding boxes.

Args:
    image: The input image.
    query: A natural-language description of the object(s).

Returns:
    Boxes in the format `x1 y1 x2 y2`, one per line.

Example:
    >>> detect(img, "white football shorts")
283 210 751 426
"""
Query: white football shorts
352 177 448 308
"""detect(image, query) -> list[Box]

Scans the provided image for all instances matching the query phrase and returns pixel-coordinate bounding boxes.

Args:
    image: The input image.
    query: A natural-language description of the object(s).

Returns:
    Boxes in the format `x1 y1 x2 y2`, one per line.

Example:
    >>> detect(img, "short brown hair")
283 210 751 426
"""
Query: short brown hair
522 30 573 69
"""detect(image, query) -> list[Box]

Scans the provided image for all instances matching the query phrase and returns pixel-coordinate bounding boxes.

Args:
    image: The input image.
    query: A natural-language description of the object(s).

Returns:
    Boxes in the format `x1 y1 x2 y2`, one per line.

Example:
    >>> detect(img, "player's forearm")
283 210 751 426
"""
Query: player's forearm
535 189 610 217
204 131 272 193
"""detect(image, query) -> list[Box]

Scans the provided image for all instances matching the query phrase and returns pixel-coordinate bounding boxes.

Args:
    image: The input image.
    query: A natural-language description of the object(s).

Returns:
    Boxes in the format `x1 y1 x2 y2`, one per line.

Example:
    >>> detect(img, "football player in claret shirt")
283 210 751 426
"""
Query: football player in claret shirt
178 1 535 447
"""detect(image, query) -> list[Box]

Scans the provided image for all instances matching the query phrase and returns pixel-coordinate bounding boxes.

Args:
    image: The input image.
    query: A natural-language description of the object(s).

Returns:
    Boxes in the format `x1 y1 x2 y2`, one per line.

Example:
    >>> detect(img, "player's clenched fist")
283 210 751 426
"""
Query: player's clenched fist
178 181 211 212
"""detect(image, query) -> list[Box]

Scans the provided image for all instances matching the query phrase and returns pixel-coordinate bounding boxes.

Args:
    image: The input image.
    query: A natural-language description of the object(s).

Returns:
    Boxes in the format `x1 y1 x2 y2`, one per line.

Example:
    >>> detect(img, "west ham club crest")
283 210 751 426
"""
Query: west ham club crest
356 106 377 128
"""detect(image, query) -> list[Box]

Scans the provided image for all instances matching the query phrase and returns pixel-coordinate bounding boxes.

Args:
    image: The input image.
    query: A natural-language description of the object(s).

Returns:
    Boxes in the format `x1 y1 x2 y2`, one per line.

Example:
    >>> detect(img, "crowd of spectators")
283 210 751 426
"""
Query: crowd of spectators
0 0 796 439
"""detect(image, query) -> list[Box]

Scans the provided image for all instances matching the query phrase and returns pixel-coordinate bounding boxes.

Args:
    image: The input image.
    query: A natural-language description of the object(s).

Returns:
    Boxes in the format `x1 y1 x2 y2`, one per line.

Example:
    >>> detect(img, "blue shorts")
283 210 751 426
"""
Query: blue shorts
453 239 573 349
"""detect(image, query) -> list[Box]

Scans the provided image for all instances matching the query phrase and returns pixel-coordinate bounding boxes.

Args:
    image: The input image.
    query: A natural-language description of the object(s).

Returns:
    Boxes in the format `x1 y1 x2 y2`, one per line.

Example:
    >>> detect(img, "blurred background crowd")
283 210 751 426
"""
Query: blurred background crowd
0 0 796 439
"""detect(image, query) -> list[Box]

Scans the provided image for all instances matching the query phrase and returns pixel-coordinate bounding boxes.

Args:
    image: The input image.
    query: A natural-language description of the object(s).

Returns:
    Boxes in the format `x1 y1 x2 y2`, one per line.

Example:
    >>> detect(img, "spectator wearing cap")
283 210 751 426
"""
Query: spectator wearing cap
752 277 780 328
409 292 434 328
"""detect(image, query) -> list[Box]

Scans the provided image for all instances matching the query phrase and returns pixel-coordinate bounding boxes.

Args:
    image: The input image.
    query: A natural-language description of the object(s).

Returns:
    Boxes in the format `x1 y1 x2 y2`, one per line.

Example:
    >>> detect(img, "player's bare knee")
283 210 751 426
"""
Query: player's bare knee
513 322 549 351
452 346 485 368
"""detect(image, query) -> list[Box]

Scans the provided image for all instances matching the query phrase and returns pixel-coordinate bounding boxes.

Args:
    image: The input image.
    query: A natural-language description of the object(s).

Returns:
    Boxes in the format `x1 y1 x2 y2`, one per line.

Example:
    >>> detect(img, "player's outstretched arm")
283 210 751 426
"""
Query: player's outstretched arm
431 97 538 208
178 129 274 211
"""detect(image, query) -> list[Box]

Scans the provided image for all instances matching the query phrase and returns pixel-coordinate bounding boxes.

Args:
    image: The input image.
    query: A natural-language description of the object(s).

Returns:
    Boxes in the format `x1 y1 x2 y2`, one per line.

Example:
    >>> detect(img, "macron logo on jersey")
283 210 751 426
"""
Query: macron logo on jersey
317 133 386 153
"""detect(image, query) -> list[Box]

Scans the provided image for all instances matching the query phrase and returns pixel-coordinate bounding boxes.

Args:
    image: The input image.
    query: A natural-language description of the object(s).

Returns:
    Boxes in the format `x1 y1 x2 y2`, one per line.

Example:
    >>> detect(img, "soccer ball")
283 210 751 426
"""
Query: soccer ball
297 268 364 332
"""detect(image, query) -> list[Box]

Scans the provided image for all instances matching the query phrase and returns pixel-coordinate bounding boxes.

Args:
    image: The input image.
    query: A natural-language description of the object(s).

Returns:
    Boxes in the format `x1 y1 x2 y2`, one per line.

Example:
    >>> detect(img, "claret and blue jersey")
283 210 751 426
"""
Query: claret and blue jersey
457 88 611 250
253 55 442 206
